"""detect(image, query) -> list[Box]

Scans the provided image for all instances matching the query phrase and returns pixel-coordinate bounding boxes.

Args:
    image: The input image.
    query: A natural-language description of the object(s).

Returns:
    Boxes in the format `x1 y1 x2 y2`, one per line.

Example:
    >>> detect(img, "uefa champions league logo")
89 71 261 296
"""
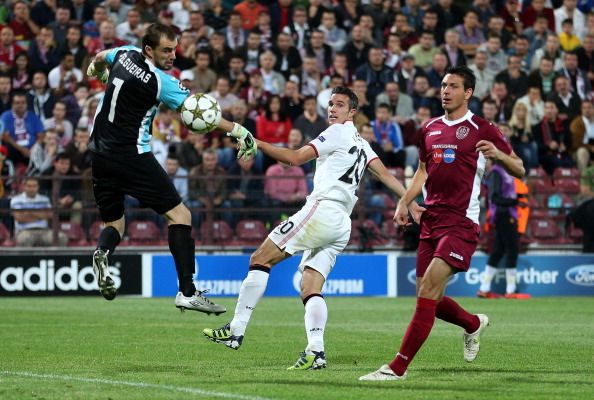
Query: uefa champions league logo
455 126 469 140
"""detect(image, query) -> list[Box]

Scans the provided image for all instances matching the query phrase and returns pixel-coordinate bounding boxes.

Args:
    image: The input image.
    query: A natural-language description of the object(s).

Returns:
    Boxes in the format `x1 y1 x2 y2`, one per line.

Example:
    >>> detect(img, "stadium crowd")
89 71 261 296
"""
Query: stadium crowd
0 0 594 247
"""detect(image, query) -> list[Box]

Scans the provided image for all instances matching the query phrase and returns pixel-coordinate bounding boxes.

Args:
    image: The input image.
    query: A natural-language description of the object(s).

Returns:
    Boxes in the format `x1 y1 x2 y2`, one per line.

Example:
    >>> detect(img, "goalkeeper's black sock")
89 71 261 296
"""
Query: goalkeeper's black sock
97 226 121 256
168 224 197 297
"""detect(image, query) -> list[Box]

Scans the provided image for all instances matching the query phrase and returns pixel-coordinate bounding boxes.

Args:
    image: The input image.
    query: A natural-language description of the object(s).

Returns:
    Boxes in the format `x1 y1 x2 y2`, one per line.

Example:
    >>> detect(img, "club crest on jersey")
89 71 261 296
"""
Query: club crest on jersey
456 126 469 140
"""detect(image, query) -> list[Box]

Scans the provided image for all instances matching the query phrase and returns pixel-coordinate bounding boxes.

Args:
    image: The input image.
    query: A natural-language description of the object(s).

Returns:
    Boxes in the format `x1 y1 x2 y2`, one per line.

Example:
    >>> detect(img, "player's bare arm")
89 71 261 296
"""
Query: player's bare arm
395 162 427 226
254 138 317 166
368 159 426 224
476 140 525 179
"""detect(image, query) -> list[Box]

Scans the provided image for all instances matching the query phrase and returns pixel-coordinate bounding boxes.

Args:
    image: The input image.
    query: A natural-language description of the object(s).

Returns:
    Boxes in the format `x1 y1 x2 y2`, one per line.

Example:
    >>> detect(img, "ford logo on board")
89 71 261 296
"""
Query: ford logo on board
565 265 594 287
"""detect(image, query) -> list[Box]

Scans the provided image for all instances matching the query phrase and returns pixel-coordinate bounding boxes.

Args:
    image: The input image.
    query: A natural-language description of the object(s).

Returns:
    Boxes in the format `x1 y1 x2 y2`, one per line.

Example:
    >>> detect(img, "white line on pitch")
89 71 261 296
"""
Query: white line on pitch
1 371 273 400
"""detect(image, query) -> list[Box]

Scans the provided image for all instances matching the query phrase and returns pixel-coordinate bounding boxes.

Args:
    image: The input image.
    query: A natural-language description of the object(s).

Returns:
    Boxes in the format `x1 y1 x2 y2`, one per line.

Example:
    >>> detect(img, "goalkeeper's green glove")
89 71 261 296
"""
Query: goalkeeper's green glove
86 61 109 84
227 122 257 161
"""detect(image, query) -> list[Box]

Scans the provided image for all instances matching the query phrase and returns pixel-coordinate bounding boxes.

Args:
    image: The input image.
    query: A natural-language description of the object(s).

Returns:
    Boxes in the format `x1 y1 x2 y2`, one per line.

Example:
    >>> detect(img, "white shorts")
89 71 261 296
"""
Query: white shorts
268 199 351 279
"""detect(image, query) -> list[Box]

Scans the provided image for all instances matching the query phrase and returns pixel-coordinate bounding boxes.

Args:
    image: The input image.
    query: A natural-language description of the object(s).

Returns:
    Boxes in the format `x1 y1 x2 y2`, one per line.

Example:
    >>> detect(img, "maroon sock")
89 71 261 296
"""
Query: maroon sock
435 296 480 333
389 297 438 376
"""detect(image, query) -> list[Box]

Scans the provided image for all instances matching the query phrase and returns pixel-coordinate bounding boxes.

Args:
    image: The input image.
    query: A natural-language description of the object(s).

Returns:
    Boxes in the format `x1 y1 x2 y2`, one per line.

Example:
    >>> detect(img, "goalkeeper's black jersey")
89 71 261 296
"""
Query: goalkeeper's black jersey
89 46 189 157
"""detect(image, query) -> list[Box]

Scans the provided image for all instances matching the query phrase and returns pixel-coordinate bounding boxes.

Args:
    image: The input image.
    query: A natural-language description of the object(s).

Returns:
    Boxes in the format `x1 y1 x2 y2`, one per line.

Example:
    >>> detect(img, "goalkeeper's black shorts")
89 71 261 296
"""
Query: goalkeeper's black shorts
91 151 182 222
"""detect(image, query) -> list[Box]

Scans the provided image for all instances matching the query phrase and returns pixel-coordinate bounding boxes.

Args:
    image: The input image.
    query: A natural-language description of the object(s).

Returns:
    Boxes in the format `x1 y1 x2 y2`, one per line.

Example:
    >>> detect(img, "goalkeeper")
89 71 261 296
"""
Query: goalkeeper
86 23 256 313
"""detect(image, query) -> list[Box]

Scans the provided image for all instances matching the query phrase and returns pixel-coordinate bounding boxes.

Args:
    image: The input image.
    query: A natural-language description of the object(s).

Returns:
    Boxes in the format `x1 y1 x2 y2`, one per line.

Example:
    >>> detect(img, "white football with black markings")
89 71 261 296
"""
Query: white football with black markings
180 93 222 134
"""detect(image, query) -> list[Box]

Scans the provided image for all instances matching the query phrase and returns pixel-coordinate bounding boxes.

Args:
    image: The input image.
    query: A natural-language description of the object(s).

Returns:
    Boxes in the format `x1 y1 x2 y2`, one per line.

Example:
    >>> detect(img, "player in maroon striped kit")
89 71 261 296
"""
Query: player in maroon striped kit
360 66 525 381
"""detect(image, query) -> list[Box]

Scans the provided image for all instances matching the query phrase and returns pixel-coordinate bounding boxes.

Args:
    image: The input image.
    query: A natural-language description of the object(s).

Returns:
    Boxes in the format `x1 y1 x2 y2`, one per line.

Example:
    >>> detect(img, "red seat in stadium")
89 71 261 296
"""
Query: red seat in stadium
127 220 164 245
350 219 387 247
382 220 404 245
528 166 548 178
553 167 580 179
89 220 103 242
567 222 583 243
531 177 555 194
60 221 88 246
235 219 267 245
554 177 580 194
529 218 571 245
200 220 233 244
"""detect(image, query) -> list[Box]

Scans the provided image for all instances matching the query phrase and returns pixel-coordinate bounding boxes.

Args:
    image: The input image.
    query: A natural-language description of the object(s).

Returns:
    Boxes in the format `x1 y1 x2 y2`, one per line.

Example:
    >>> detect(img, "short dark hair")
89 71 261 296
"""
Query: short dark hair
445 65 476 93
142 23 177 55
331 86 358 111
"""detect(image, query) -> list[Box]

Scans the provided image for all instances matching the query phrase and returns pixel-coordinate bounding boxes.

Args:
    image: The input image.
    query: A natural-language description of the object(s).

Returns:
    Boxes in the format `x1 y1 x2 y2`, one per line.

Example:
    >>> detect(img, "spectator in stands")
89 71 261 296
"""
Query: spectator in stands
478 33 507 76
86 20 128 58
576 33 594 77
318 9 346 54
384 33 404 70
221 11 247 51
27 128 60 177
184 49 217 94
293 95 327 142
71 0 96 26
0 144 15 203
371 103 406 168
387 11 419 52
555 0 586 40
301 29 332 73
375 81 414 125
411 74 440 117
495 55 528 103
48 52 83 96
133 0 160 25
570 100 594 172
454 9 484 58
557 51 591 101
64 128 91 174
521 0 555 31
485 15 512 50
441 29 467 69
177 133 206 171
203 0 231 31
282 5 311 52
10 1 39 46
188 148 232 228
468 50 494 101
0 27 25 73
234 0 266 31
559 18 581 53
39 152 83 224
76 96 99 133
228 155 264 223
317 74 344 119
257 51 286 96
298 55 322 98
1 91 44 167
43 101 73 148
116 8 144 47
165 153 189 205
9 51 31 91
355 47 393 106
281 80 303 122
209 32 232 74
531 33 564 72
547 75 582 121
28 26 60 75
426 52 449 91
58 25 90 72
499 0 524 36
235 29 263 74
0 74 12 115
343 24 372 73
48 5 71 45
157 10 181 36
481 98 498 123
240 69 270 118
264 159 307 222
208 76 239 115
509 35 532 73
401 0 424 31
351 79 374 122
509 103 539 169
334 0 360 32
517 86 545 127
396 52 425 97
528 56 557 98
272 32 302 81
488 81 515 123
408 31 439 71
533 100 575 175
186 10 214 42
419 9 441 46
524 15 552 61
168 0 199 32
256 94 292 148
10 176 67 246
227 53 248 95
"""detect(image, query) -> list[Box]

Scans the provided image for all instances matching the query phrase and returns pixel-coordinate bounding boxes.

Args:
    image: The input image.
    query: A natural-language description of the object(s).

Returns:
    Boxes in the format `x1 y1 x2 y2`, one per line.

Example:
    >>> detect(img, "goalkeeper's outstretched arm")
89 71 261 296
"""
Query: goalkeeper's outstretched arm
87 50 111 84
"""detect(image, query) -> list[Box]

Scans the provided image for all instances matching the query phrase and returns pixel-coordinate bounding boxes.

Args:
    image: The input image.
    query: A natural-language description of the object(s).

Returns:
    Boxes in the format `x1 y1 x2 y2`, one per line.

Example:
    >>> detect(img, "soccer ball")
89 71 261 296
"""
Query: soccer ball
180 93 222 134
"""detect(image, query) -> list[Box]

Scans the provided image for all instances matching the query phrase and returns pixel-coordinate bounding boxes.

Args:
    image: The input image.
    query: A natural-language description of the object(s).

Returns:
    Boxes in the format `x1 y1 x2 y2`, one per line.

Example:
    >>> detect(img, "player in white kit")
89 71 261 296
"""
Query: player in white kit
203 86 425 370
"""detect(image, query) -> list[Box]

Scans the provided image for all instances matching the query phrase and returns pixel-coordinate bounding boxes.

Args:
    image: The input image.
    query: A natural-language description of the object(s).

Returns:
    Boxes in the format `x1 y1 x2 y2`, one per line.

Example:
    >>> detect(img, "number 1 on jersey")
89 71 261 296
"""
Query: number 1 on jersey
108 77 124 123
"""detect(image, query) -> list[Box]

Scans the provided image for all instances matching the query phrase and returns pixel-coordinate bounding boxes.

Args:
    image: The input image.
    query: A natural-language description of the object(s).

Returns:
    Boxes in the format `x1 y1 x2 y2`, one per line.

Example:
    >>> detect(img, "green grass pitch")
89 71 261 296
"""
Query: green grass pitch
1 296 593 400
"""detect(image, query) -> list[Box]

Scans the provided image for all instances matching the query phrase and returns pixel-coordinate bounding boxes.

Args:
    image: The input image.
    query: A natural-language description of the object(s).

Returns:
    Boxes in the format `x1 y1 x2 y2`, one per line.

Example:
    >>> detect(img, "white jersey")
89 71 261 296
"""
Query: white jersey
306 121 379 214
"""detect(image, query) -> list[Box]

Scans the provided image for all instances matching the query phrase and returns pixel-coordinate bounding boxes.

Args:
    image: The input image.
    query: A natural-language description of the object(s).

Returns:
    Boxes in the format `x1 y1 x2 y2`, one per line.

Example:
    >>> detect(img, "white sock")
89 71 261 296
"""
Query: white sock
506 268 517 294
304 296 327 354
479 265 498 292
229 269 269 336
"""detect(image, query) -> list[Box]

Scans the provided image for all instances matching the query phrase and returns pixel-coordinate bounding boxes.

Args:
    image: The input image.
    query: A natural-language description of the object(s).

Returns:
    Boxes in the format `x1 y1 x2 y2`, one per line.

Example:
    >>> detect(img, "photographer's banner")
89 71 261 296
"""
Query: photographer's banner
151 254 390 297
0 255 142 296
396 254 594 296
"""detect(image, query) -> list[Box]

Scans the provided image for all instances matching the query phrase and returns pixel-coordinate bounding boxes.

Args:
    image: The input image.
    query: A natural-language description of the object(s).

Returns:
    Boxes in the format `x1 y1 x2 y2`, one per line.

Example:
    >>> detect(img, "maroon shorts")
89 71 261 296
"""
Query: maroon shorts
416 210 480 277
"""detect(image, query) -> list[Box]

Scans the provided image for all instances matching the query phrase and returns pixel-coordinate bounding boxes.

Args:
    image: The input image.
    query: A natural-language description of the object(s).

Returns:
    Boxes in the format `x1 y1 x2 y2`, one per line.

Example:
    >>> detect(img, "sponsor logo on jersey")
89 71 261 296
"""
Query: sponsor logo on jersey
565 265 594 286
428 130 442 136
443 148 456 164
432 143 457 149
432 148 443 163
455 126 469 140
317 135 326 142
